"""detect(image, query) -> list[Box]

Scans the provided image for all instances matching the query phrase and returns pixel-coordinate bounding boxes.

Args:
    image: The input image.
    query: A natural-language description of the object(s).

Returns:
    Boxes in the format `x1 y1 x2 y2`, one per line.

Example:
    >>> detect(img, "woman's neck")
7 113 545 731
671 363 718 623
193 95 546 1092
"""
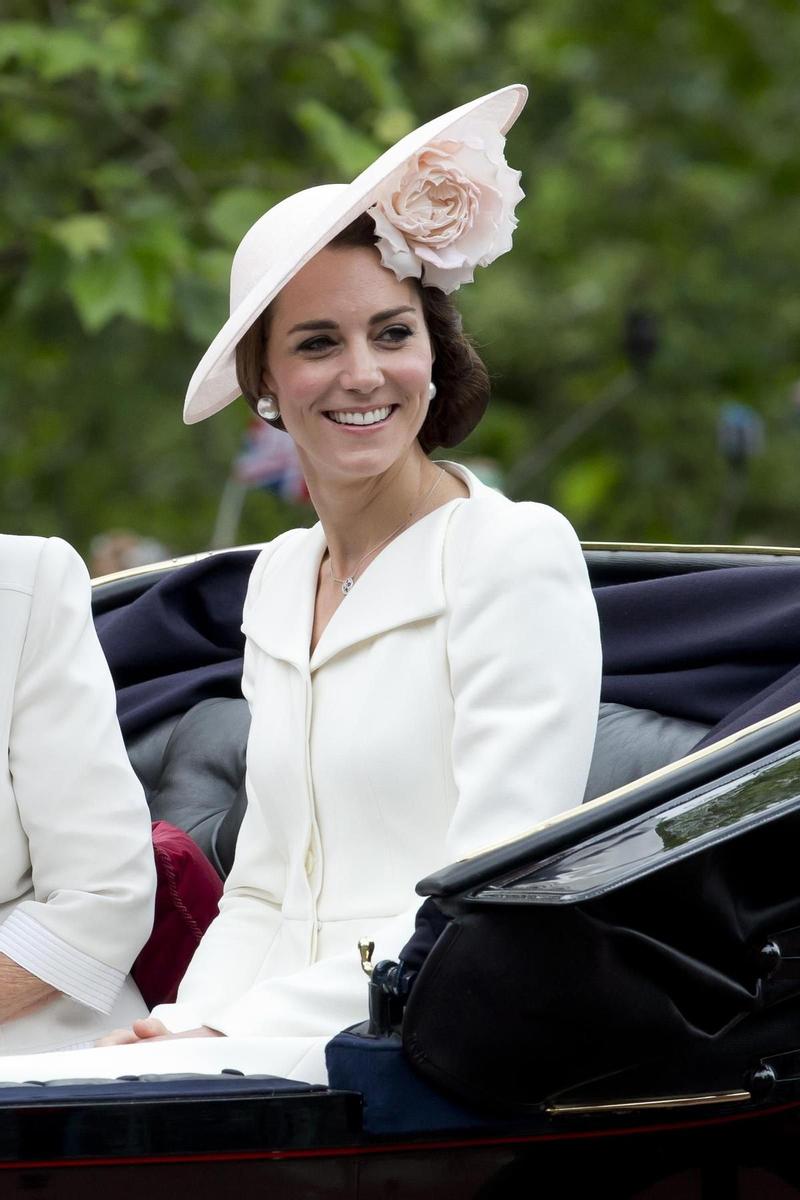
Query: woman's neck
300 449 444 576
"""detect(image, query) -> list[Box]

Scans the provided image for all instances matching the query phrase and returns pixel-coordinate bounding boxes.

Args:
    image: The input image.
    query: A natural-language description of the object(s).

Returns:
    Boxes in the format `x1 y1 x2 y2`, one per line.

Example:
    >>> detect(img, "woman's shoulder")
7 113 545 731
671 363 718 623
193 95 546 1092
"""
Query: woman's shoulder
243 526 316 604
446 484 584 575
441 485 596 648
0 535 86 597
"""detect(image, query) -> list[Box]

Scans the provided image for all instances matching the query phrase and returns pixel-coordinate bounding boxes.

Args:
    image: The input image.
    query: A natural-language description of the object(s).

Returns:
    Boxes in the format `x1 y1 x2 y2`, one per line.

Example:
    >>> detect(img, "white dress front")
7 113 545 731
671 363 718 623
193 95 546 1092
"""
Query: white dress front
0 466 601 1083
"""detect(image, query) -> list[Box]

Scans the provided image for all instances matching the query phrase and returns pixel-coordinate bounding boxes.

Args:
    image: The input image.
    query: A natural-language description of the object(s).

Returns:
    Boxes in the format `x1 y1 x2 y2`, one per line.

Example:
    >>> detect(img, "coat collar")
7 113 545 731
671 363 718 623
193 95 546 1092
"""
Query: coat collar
243 462 482 673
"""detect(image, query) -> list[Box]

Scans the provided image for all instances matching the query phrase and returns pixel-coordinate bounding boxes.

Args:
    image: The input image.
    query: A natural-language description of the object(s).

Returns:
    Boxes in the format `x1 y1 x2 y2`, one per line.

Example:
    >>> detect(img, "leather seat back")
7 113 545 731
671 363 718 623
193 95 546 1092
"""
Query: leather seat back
583 702 709 802
127 697 248 878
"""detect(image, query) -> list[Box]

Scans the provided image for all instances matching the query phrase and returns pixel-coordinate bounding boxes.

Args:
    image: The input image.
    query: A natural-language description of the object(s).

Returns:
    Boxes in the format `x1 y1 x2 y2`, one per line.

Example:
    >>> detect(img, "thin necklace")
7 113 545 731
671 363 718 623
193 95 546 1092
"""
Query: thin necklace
328 468 445 596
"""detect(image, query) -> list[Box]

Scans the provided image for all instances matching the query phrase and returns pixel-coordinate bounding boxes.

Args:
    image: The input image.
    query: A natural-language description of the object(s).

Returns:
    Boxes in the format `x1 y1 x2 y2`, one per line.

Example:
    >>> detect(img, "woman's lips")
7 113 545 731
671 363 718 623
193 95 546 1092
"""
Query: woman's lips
324 404 396 429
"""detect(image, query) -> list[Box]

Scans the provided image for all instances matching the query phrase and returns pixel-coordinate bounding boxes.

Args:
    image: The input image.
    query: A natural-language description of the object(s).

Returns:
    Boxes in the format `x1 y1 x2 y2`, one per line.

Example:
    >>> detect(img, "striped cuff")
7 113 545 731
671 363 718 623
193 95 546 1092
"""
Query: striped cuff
0 910 124 1015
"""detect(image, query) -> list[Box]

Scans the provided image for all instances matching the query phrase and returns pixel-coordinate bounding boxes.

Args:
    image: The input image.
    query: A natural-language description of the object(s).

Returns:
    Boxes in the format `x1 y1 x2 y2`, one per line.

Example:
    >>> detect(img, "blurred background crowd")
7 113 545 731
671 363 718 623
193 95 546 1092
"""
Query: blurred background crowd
2 0 800 570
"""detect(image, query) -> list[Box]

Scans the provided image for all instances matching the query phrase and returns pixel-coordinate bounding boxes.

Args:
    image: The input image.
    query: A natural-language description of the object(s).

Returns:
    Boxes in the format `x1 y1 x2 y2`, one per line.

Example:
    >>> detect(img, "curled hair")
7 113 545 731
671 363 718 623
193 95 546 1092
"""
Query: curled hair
235 213 490 453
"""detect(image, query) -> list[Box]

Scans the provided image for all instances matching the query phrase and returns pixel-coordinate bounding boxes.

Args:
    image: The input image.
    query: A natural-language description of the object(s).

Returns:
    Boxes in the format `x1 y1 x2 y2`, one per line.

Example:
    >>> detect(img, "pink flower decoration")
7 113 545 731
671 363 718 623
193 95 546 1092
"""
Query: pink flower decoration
367 123 524 293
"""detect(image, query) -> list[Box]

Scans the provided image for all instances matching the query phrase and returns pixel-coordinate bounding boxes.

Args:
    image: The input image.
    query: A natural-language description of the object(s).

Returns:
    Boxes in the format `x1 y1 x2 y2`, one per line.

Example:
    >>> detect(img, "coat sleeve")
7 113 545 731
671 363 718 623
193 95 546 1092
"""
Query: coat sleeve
157 498 601 1042
441 495 601 860
0 538 156 1014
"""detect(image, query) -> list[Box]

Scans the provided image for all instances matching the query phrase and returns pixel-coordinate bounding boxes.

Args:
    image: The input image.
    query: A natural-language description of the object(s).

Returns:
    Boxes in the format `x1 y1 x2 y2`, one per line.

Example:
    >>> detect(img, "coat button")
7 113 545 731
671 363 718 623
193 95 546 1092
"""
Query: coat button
305 847 315 876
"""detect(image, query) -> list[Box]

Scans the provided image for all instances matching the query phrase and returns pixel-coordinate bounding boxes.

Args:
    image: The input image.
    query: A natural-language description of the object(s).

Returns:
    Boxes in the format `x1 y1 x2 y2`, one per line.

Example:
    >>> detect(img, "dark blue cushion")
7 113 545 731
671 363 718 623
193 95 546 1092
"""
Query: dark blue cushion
0 1073 324 1105
326 1025 531 1137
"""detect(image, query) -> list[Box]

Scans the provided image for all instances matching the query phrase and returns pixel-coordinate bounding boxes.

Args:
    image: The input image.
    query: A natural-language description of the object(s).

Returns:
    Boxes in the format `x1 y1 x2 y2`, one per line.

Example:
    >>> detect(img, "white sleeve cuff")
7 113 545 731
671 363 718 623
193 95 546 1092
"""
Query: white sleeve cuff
0 909 125 1015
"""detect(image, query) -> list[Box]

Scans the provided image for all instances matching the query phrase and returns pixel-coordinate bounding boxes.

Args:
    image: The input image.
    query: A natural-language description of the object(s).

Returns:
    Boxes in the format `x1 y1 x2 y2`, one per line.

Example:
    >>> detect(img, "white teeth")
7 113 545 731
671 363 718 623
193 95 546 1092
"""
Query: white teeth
328 406 391 426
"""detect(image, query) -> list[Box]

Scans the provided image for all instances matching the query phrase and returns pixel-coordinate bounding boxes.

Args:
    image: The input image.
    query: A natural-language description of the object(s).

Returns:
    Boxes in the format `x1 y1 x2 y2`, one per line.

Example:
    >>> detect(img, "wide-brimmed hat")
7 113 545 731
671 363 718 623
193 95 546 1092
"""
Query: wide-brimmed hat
184 83 528 424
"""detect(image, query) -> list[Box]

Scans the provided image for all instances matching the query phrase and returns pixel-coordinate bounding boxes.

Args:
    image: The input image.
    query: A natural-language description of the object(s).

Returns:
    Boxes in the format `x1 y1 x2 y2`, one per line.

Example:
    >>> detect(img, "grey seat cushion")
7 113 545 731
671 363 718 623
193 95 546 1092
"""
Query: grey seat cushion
127 696 249 878
583 702 710 804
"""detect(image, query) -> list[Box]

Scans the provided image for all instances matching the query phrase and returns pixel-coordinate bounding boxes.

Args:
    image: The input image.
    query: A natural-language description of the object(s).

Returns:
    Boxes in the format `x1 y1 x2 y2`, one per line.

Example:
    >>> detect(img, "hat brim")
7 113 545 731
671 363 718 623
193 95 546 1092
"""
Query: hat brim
183 84 528 424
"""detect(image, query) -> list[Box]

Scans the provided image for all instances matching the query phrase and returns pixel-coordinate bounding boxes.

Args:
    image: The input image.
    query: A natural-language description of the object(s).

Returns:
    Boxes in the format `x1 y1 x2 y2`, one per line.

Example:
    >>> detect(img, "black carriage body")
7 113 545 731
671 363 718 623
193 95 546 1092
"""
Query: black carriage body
1 1078 800 1197
3 541 800 1195
405 736 800 1110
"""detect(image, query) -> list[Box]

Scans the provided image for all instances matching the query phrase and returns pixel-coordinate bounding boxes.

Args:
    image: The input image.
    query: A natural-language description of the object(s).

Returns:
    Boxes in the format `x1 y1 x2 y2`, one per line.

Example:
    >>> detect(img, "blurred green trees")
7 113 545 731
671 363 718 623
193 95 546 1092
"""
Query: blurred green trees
2 0 800 555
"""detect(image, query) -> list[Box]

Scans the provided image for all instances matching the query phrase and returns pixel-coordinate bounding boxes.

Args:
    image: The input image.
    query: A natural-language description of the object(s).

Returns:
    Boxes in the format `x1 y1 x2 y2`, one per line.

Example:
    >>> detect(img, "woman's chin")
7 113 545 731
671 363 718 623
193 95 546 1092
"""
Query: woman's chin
313 435 422 481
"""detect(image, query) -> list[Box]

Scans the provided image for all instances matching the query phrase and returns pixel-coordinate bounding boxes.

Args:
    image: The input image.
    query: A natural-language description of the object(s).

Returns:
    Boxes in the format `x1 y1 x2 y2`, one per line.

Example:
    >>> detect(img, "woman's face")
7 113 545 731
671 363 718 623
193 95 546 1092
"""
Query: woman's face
261 244 434 483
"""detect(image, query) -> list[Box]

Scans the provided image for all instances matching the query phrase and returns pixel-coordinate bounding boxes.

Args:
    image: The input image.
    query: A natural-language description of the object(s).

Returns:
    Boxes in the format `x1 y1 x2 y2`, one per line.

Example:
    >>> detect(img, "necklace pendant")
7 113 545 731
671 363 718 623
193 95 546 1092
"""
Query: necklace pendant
341 577 354 596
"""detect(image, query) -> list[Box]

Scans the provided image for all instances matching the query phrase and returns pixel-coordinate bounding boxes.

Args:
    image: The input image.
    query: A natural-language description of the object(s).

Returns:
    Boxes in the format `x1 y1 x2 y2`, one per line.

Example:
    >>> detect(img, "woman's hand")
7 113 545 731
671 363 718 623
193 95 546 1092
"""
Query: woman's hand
96 1019 223 1047
95 1017 167 1046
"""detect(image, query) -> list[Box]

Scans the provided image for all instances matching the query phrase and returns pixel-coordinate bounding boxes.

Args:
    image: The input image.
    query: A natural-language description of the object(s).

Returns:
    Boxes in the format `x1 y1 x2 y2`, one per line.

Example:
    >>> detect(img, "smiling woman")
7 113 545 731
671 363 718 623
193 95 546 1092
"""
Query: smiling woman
0 86 602 1087
235 211 491 459
248 244 438 482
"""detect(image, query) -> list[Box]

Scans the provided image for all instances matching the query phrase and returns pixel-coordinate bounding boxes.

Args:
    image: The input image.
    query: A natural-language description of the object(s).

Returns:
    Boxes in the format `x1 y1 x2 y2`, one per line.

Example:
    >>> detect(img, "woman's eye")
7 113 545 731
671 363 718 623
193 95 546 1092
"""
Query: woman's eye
297 335 335 353
378 324 413 344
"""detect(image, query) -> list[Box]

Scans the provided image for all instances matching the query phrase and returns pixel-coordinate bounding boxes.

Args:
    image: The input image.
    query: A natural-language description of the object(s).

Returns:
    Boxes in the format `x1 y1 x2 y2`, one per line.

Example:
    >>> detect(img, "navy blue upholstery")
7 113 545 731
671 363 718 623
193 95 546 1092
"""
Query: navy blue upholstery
0 1074 323 1103
326 1026 532 1136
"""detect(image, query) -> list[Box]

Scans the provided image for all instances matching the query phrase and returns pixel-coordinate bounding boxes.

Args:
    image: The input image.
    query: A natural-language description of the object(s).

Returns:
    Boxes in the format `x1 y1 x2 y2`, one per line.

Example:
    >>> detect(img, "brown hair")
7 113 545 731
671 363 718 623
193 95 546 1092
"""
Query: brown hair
234 213 490 454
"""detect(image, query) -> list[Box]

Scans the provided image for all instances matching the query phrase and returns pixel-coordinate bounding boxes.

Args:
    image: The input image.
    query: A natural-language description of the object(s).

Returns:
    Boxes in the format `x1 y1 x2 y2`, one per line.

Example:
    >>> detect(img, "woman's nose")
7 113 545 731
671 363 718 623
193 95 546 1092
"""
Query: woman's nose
340 341 384 393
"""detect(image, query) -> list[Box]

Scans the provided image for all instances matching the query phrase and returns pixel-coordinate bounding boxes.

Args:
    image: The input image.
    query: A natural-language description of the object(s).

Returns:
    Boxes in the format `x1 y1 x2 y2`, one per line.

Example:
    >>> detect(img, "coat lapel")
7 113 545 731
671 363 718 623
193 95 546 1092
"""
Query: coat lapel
310 497 460 671
242 463 483 673
241 524 326 671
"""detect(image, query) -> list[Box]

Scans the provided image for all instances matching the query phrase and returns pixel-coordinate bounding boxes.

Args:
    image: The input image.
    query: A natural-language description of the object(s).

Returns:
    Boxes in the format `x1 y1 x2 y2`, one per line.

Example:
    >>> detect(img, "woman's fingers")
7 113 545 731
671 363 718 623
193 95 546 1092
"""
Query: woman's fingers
131 1017 170 1039
94 1020 220 1047
95 1017 169 1045
95 1027 142 1046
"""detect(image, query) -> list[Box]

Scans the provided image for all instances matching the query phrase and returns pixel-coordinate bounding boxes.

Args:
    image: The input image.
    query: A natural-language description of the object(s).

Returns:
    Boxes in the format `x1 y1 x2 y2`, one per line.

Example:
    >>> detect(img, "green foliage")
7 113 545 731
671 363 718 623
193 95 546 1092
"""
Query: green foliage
2 0 800 557
294 98 381 176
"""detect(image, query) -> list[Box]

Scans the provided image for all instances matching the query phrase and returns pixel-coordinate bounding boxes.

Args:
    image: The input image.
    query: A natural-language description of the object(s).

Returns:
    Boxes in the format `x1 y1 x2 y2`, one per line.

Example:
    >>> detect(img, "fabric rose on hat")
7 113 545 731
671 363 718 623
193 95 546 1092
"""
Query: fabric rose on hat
367 123 524 294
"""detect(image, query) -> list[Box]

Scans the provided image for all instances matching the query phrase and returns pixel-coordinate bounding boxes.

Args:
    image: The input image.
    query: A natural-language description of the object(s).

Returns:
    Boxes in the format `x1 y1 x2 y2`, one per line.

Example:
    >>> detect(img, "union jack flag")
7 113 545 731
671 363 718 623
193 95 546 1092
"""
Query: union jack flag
233 420 309 503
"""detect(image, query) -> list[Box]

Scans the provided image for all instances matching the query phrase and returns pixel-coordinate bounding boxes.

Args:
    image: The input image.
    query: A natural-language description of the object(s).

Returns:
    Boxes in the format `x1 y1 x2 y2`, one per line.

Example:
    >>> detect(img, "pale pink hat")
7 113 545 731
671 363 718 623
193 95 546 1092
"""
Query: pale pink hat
183 84 528 424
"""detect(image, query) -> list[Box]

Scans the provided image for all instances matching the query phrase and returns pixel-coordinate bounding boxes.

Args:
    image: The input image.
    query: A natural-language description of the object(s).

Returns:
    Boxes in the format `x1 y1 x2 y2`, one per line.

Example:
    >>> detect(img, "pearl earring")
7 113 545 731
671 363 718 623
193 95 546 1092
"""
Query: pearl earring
256 394 280 422
428 381 437 402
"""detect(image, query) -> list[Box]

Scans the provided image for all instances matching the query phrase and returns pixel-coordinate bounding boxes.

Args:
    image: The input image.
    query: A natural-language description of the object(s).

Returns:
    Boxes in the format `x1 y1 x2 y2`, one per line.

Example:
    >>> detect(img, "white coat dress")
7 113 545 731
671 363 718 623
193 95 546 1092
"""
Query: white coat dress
0 465 600 1083
0 536 156 1054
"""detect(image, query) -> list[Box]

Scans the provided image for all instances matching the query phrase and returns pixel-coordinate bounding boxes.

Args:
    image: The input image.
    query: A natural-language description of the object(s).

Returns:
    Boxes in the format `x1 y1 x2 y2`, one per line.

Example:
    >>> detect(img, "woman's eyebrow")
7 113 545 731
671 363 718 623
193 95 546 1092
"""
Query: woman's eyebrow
286 306 416 336
369 306 416 324
287 318 337 335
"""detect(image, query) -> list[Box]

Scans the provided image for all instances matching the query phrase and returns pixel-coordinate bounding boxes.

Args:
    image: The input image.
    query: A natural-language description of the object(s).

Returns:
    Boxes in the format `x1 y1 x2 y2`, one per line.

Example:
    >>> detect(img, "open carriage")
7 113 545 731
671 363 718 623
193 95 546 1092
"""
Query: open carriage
2 537 800 1197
